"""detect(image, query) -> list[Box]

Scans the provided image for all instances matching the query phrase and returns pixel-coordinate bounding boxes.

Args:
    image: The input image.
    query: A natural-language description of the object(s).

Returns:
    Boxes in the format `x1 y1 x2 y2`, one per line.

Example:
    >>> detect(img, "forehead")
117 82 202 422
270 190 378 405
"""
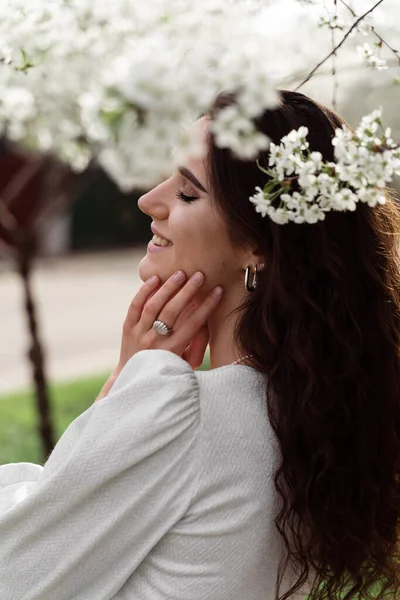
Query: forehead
190 116 209 143
174 116 210 178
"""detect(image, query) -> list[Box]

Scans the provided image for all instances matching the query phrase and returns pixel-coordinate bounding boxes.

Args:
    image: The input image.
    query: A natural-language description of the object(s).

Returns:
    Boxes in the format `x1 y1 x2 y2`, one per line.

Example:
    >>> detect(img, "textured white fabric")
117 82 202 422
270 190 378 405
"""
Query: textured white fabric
0 349 299 600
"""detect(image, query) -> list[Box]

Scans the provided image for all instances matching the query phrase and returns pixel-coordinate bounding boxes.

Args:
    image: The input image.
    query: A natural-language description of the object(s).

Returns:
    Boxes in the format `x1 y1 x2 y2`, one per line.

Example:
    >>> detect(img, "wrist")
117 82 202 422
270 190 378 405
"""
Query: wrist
111 364 123 379
95 366 122 402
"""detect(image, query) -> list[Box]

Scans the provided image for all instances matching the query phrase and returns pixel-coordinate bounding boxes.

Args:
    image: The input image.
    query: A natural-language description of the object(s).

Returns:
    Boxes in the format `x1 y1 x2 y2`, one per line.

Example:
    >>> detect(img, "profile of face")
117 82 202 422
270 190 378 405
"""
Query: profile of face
137 117 252 297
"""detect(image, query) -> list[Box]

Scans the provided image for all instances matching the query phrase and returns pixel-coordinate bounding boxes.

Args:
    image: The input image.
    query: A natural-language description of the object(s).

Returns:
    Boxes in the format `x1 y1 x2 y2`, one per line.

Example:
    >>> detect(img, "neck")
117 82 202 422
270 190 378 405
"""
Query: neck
207 283 247 369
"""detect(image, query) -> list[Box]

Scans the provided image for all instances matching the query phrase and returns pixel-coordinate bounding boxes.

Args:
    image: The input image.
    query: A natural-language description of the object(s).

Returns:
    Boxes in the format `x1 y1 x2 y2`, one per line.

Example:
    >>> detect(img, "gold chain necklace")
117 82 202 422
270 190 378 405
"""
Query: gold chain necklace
231 354 253 366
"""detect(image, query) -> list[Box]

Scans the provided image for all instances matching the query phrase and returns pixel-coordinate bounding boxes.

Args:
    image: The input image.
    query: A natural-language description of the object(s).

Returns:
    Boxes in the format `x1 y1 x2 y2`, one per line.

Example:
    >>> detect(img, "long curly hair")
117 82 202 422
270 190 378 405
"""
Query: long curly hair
205 90 400 599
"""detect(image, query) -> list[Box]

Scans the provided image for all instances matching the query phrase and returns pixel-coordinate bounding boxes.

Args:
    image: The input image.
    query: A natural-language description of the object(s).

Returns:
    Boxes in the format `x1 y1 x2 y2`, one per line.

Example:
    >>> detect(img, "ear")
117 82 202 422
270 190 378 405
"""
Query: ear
243 247 266 272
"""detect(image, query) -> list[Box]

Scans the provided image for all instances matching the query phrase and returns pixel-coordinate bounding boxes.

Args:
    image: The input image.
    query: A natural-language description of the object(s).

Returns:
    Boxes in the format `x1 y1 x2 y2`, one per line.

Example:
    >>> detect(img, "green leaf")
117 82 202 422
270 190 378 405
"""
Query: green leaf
256 159 271 176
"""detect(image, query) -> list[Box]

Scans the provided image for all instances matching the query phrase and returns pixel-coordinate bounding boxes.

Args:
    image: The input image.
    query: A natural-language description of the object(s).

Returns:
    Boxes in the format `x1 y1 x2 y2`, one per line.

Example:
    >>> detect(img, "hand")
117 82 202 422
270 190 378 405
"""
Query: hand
95 271 221 402
118 270 223 371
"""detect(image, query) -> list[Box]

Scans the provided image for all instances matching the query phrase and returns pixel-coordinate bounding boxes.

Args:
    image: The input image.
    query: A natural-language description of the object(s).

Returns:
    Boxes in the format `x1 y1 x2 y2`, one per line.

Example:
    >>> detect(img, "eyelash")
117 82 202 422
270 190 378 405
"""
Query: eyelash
176 190 199 203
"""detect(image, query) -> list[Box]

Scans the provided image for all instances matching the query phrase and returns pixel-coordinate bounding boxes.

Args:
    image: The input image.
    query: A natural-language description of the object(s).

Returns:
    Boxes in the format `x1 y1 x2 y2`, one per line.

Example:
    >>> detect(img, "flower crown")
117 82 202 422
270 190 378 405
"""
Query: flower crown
249 109 400 225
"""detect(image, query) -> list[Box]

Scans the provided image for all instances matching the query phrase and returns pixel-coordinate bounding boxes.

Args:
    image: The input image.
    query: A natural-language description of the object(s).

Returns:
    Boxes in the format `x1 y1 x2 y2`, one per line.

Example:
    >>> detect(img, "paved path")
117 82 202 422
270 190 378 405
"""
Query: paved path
0 248 146 395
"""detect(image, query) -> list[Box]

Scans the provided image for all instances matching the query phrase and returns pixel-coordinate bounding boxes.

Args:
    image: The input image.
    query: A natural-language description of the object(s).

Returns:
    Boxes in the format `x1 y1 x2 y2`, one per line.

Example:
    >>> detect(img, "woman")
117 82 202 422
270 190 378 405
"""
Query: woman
0 90 399 600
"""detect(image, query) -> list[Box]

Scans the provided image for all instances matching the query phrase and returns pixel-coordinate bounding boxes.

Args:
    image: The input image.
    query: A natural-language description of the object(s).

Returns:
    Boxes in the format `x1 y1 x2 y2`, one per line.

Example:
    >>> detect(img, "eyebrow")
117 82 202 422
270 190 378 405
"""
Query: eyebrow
178 166 208 194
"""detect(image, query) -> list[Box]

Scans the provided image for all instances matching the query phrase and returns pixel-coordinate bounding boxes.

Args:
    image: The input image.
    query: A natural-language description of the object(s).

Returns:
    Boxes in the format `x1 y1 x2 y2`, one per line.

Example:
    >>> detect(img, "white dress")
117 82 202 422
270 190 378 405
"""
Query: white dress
0 349 300 600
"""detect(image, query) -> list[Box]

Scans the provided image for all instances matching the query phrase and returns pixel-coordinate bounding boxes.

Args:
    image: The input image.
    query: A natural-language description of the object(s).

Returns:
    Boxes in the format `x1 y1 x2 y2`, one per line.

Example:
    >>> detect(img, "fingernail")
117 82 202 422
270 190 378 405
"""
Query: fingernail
212 286 224 298
148 276 159 285
191 271 204 285
173 271 186 284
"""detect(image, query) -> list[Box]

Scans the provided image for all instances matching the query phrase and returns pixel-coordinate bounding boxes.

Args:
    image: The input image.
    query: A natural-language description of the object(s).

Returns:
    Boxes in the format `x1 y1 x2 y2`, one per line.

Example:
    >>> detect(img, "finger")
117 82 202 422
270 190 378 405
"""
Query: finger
172 286 223 350
155 271 205 330
140 270 187 330
123 276 160 330
186 325 209 370
181 345 191 363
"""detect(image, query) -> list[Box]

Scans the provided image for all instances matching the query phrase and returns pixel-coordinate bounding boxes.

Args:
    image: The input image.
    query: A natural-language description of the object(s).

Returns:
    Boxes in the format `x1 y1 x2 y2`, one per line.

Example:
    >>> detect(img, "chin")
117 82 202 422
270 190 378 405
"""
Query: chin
138 256 167 284
138 257 153 282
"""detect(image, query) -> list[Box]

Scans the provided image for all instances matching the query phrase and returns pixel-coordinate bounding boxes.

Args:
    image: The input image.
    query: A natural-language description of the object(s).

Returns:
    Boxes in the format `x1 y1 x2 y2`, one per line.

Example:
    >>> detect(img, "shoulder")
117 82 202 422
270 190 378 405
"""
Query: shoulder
42 351 202 487
193 364 274 453
0 463 43 490
194 363 267 402
103 350 201 428
110 349 199 396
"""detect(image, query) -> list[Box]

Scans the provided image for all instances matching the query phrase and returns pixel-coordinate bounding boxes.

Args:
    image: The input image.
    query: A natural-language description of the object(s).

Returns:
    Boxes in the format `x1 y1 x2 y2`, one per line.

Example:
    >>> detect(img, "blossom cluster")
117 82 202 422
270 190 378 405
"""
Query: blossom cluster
316 0 398 74
0 0 398 193
357 42 388 71
249 110 400 225
0 0 276 190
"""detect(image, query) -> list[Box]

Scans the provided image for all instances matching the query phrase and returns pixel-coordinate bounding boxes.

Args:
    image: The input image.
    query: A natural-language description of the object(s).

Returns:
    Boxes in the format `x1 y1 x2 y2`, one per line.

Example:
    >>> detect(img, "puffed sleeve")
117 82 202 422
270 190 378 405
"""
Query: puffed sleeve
0 350 201 600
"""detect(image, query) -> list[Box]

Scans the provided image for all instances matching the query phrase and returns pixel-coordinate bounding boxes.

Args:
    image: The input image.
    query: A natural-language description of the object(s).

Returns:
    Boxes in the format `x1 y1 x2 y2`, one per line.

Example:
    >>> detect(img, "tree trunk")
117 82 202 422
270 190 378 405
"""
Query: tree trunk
16 236 55 460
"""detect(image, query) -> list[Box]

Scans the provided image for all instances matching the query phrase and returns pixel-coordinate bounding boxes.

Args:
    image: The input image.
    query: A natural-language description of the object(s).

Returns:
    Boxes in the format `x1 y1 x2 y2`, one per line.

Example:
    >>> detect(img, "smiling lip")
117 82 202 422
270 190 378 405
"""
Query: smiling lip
147 240 173 254
151 224 172 243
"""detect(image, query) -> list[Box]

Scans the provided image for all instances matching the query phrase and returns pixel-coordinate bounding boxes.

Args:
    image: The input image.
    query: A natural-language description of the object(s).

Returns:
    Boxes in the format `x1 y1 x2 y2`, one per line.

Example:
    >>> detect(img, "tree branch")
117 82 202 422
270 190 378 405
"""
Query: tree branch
0 156 48 246
339 0 400 66
331 0 338 110
279 56 400 90
295 0 385 91
371 28 400 66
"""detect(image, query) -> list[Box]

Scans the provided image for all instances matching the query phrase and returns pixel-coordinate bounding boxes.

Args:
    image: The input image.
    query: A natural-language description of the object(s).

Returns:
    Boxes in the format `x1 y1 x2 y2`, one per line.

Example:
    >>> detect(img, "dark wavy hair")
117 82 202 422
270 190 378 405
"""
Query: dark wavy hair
205 90 400 599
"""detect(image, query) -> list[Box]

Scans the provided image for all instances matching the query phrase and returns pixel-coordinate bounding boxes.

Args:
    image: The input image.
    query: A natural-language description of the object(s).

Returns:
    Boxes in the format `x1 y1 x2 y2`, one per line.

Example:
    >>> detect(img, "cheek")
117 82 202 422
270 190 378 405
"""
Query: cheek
172 212 220 256
173 218 237 281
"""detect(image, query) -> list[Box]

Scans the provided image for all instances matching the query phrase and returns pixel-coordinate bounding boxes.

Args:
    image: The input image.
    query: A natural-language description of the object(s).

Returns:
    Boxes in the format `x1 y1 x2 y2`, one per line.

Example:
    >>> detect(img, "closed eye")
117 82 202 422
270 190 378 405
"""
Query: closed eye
176 190 199 203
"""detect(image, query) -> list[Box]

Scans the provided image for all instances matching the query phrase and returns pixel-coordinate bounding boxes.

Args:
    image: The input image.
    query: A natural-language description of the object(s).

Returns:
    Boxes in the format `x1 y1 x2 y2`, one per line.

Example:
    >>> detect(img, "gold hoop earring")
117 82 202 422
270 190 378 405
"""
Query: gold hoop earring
244 265 257 292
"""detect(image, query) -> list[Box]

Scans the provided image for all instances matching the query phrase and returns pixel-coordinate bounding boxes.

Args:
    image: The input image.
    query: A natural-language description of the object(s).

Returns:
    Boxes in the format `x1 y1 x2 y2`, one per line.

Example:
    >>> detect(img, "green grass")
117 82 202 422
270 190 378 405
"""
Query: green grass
0 374 109 465
0 354 211 465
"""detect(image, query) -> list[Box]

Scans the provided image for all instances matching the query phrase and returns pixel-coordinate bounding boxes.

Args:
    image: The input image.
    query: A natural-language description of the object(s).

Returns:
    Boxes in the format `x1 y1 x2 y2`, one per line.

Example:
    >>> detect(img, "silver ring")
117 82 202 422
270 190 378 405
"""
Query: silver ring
153 320 173 336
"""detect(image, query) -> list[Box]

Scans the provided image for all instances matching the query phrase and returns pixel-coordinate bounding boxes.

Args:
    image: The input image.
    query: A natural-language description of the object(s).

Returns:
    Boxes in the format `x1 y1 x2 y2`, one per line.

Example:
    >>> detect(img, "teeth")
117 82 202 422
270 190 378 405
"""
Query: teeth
152 234 171 247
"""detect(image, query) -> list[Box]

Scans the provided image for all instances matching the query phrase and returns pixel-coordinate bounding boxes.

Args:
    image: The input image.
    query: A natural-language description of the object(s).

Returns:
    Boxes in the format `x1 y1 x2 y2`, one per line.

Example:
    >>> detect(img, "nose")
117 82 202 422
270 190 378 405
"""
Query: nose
137 181 170 220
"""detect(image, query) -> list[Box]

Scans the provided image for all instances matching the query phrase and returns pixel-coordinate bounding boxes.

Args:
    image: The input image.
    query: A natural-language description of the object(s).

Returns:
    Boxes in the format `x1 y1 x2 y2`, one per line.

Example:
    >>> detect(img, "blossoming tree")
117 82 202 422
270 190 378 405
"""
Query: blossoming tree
0 0 398 190
0 0 399 457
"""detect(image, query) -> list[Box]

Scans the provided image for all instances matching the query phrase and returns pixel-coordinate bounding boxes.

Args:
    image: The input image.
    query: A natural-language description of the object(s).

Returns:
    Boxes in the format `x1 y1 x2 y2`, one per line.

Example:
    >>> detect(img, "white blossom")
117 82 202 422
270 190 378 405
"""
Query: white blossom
251 110 400 225
332 189 358 212
297 161 318 189
211 105 270 159
318 14 346 30
249 186 271 218
357 43 388 71
356 20 373 36
269 207 290 225
303 204 325 224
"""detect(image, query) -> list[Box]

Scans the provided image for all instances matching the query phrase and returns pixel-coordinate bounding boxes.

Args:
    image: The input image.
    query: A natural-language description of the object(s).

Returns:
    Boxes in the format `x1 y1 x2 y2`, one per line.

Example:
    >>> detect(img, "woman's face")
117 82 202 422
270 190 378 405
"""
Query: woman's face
138 118 249 295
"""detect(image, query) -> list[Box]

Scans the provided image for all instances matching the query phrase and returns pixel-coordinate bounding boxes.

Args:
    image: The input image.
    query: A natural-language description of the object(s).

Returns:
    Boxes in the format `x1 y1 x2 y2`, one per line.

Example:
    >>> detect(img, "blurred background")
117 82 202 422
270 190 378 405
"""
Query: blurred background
1 0 399 466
